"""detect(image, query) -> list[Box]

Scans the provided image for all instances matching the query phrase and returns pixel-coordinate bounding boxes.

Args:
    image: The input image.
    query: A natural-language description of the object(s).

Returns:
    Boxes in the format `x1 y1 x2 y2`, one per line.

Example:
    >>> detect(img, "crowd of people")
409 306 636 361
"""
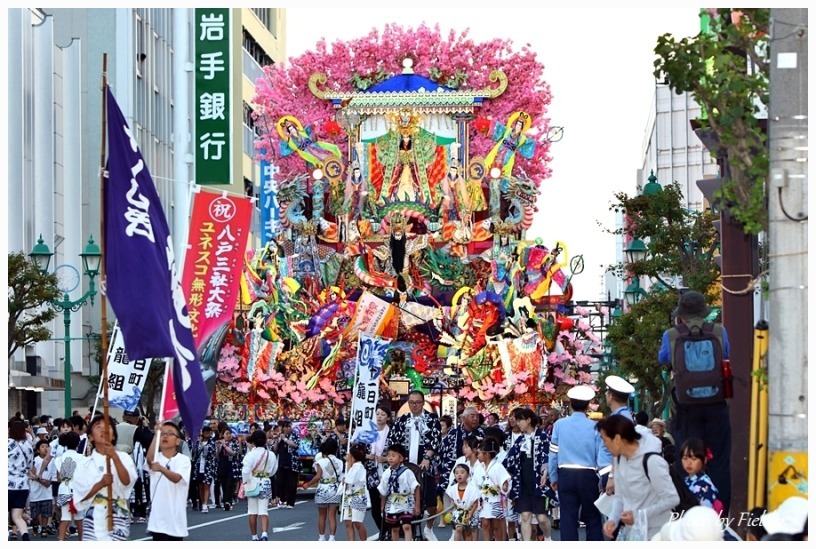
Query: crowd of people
5 292 809 542
7 396 809 542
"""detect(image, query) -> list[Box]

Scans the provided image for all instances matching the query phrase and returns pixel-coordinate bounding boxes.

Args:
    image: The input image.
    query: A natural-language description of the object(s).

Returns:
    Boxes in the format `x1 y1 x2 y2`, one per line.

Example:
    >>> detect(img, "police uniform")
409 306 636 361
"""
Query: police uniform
606 375 635 421
547 385 609 542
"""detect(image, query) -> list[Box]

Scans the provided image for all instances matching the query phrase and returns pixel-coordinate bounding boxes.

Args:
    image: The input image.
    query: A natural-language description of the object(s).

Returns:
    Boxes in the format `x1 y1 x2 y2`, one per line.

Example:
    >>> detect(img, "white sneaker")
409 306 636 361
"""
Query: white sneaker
201 504 208 513
423 526 438 541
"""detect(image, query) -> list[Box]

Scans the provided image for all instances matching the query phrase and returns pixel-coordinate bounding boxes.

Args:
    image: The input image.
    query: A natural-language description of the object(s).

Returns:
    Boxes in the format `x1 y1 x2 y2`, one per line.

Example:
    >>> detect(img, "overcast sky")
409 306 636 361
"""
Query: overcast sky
283 6 701 301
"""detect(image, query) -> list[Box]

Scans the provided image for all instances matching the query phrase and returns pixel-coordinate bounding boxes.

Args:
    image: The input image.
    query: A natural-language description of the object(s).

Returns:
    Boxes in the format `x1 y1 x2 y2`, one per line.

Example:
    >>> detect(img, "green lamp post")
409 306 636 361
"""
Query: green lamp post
641 170 662 196
29 235 102 418
624 279 648 307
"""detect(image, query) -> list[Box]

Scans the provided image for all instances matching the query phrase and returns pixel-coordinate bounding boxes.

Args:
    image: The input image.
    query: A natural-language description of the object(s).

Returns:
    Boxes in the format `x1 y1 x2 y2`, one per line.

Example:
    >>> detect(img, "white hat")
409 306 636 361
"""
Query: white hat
567 385 596 401
652 506 724 541
605 375 635 394
761 496 809 535
36 427 48 435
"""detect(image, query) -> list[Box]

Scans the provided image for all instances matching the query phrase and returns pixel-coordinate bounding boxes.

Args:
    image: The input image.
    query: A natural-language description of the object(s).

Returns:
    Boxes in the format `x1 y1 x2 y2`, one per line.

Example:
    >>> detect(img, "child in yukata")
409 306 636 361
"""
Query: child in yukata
341 444 369 541
445 463 482 541
378 443 420 541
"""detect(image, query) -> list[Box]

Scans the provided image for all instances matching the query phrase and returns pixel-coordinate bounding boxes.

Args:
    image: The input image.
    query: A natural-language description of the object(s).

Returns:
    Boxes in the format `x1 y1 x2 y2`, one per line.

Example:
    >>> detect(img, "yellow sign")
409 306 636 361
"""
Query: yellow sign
767 450 808 510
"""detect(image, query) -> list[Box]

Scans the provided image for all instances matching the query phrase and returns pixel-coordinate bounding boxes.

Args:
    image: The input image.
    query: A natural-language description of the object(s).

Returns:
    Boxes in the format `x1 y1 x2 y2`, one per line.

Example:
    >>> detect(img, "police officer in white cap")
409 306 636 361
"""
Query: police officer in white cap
547 385 609 542
605 375 635 420
603 376 663 497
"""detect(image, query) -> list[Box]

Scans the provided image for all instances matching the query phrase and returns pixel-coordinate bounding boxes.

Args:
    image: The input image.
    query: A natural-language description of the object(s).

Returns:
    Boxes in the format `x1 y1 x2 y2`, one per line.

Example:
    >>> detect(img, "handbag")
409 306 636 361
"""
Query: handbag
244 477 262 498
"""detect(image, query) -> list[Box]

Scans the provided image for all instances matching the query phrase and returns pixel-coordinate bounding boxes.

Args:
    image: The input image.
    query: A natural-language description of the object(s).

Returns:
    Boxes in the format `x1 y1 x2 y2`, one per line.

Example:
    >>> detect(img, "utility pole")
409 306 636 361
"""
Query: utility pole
766 8 808 510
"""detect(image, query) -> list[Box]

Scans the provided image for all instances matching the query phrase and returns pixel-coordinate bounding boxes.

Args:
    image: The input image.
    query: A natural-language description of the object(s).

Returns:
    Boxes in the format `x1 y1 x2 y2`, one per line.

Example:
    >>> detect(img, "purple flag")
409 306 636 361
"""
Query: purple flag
103 86 208 440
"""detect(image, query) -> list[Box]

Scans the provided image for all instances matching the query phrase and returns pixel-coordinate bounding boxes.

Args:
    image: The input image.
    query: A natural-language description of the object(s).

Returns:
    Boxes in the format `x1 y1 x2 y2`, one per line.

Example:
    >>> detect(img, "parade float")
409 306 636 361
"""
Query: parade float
211 24 603 424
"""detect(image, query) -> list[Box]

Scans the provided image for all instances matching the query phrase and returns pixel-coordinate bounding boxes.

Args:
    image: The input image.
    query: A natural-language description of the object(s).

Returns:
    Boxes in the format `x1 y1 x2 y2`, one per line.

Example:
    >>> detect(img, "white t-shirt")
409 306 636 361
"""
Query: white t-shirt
145 452 192 538
30 455 56 503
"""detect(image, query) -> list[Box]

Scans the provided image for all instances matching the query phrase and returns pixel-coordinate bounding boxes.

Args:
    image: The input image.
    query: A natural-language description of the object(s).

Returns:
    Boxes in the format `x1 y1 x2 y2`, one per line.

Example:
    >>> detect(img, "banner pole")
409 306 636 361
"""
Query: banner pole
98 51 114 533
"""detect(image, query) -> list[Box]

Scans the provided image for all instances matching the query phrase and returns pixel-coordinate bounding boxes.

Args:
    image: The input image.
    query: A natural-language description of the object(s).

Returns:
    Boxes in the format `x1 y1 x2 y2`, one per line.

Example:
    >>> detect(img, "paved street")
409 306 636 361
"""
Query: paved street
123 495 579 541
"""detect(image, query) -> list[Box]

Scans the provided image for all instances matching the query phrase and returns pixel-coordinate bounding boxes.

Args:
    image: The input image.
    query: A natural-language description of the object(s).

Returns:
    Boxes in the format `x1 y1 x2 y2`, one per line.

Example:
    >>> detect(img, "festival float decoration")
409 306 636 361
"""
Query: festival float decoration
210 24 604 421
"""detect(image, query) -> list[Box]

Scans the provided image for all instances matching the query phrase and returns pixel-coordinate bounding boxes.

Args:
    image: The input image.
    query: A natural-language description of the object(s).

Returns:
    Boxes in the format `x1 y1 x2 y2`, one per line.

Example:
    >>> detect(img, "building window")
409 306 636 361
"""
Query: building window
242 28 274 68
251 8 277 37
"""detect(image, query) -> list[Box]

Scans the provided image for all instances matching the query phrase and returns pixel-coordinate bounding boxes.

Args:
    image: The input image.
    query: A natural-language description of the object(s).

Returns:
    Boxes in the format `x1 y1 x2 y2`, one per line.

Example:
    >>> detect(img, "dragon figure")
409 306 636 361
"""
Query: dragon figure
503 175 537 230
276 173 310 229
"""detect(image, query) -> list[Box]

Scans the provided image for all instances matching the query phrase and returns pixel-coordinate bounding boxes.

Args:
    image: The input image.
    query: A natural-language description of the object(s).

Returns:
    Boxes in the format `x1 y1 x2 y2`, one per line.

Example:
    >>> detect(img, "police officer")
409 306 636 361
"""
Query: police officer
605 376 635 420
603 376 662 497
547 385 609 541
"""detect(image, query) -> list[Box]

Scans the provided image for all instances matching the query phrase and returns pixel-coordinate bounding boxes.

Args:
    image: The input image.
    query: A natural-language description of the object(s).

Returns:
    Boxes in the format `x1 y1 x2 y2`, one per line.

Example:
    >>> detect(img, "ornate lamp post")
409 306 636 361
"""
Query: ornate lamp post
623 279 647 307
29 235 102 417
624 238 648 264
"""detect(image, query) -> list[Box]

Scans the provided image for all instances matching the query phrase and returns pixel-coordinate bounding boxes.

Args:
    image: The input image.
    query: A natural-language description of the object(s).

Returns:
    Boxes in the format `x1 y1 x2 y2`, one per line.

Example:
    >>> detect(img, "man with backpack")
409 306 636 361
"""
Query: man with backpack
658 290 732 513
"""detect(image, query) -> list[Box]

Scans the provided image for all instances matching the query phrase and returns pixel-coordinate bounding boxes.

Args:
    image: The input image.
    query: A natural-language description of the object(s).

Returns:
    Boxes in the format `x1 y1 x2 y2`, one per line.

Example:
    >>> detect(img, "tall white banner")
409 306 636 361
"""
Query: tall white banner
106 323 152 411
349 333 391 444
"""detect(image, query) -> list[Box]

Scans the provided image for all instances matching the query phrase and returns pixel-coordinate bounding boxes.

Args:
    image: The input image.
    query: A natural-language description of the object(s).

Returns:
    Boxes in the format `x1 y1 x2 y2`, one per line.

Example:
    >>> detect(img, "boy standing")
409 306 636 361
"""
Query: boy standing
377 444 420 541
145 421 192 541
29 440 56 538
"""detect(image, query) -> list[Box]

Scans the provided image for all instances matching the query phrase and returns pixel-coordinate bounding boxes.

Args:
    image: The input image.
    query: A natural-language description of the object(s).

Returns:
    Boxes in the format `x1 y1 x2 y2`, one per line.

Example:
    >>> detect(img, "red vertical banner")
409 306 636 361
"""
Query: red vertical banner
160 364 179 422
182 190 253 347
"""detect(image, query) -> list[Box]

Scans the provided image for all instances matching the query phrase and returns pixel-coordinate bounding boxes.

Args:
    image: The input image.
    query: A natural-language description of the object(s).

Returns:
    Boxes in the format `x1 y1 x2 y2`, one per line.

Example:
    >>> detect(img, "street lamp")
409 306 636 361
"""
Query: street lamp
29 235 102 417
641 170 662 196
624 238 648 264
623 279 647 306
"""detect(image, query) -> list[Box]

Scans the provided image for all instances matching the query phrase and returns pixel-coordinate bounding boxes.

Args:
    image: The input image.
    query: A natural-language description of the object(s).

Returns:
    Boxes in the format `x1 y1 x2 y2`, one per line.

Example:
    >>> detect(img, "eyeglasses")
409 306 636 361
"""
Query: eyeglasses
161 432 179 438
408 400 424 405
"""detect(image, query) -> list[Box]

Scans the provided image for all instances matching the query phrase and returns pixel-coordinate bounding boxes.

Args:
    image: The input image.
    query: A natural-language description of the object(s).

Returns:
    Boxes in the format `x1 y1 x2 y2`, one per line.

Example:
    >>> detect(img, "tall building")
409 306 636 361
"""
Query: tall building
639 84 719 208
7 8 286 418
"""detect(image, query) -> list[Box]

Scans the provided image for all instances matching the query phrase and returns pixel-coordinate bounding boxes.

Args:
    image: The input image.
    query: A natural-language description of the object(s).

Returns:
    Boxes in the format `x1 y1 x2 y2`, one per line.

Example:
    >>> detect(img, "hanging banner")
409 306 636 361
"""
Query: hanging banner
194 8 232 185
182 190 253 347
350 333 391 444
259 156 281 247
105 323 151 412
159 363 179 422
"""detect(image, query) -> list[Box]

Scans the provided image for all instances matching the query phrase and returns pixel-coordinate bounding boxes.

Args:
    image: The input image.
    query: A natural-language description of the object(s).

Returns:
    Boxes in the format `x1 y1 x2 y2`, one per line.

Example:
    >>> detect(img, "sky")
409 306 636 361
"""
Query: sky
284 6 702 302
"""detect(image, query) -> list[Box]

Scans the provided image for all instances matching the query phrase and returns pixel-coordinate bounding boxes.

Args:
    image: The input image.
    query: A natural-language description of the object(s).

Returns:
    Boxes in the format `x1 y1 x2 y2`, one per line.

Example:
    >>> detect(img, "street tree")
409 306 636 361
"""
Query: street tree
604 182 722 417
653 8 770 235
8 252 62 359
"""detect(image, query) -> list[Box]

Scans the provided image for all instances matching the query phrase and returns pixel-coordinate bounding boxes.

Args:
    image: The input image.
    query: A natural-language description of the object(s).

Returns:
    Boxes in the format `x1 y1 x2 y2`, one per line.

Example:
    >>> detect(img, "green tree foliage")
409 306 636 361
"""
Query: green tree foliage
654 8 770 234
605 183 722 417
8 252 61 358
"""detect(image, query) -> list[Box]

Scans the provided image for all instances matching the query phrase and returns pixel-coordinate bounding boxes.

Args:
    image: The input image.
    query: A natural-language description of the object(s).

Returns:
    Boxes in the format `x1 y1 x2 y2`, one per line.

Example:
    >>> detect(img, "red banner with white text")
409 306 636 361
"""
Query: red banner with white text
182 190 253 347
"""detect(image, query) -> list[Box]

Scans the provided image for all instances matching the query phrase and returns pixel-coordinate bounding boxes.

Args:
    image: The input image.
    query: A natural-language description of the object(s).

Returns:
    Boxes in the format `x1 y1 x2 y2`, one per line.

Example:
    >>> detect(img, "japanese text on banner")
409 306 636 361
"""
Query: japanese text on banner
350 333 391 444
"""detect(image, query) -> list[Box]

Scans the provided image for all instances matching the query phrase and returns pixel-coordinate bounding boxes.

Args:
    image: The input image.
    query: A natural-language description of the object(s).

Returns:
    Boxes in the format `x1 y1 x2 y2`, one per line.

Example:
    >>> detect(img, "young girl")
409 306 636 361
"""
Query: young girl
29 440 55 538
299 438 344 541
474 438 512 541
341 444 368 541
377 443 420 541
71 415 137 541
445 464 481 541
680 437 724 514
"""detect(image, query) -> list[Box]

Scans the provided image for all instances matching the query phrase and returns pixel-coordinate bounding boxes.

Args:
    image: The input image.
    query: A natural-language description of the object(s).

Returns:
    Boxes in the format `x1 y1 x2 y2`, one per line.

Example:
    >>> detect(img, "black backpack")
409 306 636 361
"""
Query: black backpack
671 322 724 406
642 451 699 514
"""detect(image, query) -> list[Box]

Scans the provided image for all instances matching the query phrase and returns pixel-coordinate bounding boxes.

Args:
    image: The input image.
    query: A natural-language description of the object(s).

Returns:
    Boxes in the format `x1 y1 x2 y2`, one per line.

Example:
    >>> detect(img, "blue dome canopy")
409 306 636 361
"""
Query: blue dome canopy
367 73 453 94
